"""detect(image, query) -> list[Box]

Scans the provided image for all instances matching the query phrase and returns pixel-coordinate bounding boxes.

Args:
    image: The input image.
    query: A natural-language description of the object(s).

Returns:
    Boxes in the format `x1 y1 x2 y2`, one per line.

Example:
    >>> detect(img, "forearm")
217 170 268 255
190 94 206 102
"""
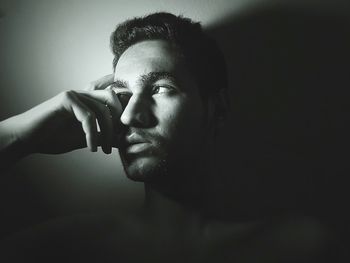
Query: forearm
0 116 29 171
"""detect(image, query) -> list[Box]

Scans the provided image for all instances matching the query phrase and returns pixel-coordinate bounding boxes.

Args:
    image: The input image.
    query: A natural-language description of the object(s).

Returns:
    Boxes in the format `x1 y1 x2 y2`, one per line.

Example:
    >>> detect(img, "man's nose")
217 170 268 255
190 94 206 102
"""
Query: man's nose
120 94 153 128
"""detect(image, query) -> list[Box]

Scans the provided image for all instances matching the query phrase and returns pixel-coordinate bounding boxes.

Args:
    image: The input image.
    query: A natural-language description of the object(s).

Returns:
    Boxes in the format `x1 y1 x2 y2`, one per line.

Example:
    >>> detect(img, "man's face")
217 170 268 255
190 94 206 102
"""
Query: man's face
113 40 208 181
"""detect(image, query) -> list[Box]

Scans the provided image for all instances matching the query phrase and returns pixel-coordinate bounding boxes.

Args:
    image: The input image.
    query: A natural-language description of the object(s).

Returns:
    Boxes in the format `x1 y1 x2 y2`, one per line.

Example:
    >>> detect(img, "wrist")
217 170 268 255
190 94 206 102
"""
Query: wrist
0 115 32 160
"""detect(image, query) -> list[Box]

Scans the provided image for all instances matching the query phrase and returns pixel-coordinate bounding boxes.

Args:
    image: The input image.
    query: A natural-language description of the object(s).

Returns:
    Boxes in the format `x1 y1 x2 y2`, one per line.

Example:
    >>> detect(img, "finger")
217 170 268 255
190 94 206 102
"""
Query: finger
63 91 98 152
78 95 113 154
79 89 122 123
77 89 124 149
86 74 114 91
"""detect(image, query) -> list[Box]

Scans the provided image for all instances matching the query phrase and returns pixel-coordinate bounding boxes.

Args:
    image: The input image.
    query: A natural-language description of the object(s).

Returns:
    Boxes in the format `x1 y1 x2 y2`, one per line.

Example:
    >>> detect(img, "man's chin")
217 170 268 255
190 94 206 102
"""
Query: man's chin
122 156 167 182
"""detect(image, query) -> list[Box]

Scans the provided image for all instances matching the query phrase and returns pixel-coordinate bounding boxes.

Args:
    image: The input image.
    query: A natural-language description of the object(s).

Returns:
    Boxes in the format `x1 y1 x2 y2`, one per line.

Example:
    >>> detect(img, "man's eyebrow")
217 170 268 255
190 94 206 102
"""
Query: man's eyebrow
110 79 128 89
139 71 178 86
111 72 178 90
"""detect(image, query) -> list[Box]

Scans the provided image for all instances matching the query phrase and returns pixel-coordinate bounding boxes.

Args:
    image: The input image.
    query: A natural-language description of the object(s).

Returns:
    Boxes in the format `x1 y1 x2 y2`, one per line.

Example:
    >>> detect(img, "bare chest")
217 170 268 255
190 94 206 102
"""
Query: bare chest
95 222 278 263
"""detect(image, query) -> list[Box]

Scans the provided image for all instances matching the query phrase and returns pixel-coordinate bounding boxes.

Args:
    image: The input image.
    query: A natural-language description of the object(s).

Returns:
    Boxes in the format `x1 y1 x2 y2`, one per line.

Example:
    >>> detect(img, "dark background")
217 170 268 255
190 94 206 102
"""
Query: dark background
207 5 350 253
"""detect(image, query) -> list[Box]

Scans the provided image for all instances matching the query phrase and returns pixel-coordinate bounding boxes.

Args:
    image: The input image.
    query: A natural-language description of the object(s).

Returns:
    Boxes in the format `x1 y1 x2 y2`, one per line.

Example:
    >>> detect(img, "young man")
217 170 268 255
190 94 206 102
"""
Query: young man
0 12 339 262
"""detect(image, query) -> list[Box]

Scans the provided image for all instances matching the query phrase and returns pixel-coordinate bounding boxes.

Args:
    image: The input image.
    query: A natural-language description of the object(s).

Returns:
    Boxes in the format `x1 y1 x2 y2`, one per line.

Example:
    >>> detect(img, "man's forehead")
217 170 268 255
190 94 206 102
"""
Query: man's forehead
113 40 187 84
118 40 180 60
114 59 177 78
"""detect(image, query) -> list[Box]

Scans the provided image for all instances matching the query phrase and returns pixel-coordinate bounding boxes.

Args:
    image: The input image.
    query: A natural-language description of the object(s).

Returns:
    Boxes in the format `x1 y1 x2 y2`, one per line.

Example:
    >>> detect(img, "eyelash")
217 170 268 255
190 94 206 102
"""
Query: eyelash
115 92 131 107
117 92 131 99
152 85 174 95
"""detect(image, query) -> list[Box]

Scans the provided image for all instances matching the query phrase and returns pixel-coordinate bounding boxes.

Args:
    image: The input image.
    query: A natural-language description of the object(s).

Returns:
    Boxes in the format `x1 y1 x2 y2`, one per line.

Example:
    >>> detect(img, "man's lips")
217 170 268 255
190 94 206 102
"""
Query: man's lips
118 133 152 153
125 142 151 154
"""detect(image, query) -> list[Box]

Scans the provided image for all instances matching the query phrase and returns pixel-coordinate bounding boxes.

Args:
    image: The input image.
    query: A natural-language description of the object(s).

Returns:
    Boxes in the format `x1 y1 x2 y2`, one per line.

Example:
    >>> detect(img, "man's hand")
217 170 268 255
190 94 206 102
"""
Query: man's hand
0 74 122 158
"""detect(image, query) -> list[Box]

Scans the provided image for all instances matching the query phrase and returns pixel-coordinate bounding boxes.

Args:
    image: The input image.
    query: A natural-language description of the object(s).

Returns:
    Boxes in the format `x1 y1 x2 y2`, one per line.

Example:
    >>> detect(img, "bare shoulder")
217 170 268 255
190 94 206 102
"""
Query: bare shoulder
199 214 342 263
251 215 342 262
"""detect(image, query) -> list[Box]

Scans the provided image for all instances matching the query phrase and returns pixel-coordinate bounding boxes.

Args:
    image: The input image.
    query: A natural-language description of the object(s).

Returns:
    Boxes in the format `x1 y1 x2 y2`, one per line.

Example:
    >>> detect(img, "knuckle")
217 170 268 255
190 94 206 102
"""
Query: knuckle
105 89 115 103
60 91 77 107
91 80 99 88
84 112 96 121
102 105 110 113
61 90 74 100
107 89 114 98
87 82 96 90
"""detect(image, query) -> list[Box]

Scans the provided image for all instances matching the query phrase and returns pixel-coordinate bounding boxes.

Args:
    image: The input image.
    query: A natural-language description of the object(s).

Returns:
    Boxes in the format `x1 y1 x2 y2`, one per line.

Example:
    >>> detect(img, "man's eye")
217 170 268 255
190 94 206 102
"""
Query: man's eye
152 85 173 95
117 92 131 99
116 92 131 107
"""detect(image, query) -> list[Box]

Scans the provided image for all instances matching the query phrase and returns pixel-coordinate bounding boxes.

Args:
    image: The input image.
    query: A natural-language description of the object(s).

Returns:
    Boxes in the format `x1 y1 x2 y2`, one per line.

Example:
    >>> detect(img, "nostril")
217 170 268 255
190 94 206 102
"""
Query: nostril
135 112 149 126
120 108 155 128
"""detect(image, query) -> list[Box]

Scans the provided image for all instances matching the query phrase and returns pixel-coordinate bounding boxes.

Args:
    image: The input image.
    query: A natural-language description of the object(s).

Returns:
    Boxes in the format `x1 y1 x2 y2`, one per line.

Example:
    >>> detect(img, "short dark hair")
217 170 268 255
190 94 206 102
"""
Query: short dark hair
110 12 228 101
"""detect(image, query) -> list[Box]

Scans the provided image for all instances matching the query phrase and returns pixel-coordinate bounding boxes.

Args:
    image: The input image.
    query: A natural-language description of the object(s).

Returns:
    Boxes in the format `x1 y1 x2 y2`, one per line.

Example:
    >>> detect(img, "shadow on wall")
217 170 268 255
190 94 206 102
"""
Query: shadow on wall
204 5 350 224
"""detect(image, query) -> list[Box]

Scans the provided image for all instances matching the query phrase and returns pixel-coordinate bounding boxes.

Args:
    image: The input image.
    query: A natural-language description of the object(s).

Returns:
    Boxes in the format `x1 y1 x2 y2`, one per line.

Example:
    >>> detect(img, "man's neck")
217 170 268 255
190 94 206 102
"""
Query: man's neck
140 175 209 241
140 148 214 232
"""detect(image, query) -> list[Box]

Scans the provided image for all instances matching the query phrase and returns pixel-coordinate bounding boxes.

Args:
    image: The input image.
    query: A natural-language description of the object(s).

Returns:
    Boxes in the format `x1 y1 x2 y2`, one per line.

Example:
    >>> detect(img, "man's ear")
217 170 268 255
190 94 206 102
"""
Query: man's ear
207 88 230 136
216 88 230 125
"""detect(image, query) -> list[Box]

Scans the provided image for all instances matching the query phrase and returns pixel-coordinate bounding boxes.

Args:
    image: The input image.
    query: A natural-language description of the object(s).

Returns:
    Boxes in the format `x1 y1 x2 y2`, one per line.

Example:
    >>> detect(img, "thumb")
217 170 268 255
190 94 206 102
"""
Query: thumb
86 74 114 91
